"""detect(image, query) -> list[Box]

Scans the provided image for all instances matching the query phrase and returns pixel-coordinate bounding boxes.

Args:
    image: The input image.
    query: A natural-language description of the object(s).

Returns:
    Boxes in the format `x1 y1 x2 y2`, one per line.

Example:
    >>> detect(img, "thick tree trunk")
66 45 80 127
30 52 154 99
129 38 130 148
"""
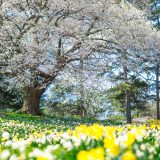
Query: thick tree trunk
21 86 42 115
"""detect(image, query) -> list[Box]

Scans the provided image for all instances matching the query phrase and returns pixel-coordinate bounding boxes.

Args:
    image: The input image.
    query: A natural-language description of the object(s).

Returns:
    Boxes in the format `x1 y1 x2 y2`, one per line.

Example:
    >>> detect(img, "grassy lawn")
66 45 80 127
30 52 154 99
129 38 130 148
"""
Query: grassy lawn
0 113 121 140
0 113 160 160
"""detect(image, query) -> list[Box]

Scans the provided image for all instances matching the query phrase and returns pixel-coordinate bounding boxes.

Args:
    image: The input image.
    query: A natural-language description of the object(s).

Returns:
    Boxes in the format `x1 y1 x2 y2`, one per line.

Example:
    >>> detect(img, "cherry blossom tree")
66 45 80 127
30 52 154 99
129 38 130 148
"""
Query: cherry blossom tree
0 0 113 114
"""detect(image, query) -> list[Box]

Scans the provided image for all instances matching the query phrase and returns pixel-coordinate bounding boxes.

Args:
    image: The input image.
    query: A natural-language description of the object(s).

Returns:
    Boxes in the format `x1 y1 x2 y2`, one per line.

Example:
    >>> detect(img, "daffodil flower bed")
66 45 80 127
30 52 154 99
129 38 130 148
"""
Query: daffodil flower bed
0 114 160 160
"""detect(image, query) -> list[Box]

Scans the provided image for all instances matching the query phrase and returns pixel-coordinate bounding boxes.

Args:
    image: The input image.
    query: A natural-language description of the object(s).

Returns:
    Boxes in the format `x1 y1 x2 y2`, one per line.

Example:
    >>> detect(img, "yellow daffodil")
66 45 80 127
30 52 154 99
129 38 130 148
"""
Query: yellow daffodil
122 150 137 160
104 136 119 156
124 132 136 146
77 147 104 160
37 156 49 160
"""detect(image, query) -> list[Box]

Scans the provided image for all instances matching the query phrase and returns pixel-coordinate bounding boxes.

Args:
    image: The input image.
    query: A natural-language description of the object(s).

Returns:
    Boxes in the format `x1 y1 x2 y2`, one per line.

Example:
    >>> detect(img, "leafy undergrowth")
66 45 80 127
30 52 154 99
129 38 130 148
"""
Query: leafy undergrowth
0 113 160 160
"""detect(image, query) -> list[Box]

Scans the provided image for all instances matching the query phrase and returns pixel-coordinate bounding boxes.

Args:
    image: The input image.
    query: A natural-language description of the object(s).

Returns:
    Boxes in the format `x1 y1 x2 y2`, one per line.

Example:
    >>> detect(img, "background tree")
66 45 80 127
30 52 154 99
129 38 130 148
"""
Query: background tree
107 76 149 114
149 0 160 119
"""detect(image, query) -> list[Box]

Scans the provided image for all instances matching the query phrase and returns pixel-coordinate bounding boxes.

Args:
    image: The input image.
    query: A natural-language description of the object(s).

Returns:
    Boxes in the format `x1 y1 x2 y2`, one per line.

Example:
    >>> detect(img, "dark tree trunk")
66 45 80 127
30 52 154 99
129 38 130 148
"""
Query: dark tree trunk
79 53 86 118
122 52 132 124
155 1 160 120
0 90 5 117
156 62 160 119
123 65 132 123
0 91 4 110
125 90 131 123
21 86 43 115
